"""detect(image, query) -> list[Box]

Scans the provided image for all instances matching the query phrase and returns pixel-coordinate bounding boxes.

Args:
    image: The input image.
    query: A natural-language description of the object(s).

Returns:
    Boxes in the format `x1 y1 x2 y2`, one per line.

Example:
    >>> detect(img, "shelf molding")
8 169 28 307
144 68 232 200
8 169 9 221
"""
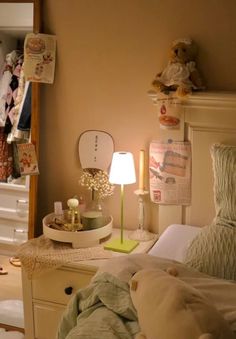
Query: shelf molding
148 90 236 110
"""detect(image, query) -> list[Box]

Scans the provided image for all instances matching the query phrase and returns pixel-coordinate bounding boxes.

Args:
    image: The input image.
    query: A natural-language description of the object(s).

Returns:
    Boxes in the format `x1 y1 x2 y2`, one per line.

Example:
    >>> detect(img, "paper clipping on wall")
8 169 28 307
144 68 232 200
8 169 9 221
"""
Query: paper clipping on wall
17 143 39 176
149 141 191 205
24 33 56 84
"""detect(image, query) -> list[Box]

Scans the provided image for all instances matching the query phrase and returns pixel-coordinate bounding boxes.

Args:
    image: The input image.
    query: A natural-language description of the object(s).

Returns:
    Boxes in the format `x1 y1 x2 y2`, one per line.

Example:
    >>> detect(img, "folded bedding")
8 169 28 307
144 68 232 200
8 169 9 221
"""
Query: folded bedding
57 254 236 339
57 271 139 339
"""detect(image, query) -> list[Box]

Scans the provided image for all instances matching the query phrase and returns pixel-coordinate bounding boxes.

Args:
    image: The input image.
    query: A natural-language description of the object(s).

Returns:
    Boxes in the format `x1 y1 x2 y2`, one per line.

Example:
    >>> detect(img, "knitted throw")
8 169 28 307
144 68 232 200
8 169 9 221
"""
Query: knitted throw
17 235 112 279
184 144 236 281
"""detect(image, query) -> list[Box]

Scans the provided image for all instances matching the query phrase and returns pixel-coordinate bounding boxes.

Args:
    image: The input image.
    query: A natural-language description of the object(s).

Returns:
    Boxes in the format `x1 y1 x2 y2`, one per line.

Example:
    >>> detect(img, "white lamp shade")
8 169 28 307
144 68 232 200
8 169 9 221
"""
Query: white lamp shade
109 152 136 185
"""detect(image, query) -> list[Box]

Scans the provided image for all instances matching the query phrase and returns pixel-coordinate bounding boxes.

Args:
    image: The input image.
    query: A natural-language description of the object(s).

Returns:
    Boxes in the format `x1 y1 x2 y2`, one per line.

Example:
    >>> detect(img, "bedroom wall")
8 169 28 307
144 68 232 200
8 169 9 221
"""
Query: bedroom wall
37 0 236 234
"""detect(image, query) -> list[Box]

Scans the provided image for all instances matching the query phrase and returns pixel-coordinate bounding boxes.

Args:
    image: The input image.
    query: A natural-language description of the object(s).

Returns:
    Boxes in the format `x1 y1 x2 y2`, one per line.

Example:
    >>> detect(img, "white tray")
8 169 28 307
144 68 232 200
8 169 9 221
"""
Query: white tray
43 213 113 248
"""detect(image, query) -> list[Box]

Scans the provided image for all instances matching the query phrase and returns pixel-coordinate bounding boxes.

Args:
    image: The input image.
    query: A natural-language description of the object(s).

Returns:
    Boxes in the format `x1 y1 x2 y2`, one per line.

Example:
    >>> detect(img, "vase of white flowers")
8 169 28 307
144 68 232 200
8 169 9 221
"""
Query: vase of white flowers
79 169 114 229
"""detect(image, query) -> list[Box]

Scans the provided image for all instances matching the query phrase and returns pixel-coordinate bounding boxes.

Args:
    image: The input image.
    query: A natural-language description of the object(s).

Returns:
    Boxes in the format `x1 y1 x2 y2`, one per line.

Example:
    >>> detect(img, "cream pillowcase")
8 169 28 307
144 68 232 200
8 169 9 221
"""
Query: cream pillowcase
130 268 235 339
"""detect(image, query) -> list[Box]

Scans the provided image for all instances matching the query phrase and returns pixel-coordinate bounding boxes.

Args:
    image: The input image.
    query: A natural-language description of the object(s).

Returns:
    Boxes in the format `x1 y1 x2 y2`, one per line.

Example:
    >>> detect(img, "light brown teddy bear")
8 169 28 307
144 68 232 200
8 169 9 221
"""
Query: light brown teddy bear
130 268 235 339
152 38 205 97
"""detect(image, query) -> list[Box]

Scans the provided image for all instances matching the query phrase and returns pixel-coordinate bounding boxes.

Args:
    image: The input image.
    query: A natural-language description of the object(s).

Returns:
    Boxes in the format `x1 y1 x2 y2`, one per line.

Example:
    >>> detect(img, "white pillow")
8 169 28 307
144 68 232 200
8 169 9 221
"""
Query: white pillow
149 224 201 262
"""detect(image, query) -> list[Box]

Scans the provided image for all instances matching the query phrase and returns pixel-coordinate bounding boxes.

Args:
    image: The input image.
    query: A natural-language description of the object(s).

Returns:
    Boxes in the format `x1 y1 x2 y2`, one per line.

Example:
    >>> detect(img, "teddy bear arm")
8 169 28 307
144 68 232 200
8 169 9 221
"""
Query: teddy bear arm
190 69 204 89
152 79 177 95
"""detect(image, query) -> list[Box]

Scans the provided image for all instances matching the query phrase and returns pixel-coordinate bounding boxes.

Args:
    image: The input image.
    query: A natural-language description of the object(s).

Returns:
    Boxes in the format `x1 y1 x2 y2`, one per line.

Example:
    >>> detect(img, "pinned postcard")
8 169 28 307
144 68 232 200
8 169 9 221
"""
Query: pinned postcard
24 33 56 84
17 143 39 176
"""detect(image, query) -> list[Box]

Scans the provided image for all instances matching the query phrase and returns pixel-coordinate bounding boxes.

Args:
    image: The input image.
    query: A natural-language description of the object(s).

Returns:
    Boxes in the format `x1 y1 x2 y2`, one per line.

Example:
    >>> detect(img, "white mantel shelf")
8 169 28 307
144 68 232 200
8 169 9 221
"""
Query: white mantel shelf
148 90 236 109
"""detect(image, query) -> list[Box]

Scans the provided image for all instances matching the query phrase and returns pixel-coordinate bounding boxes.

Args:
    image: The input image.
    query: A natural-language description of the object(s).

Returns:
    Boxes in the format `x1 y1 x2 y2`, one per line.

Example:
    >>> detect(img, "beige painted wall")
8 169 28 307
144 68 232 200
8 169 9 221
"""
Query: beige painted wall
37 0 236 234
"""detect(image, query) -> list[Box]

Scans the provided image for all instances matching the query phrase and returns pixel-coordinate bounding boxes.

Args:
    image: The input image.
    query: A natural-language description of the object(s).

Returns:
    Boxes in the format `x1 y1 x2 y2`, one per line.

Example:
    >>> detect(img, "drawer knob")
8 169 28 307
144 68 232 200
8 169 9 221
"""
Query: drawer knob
64 286 73 295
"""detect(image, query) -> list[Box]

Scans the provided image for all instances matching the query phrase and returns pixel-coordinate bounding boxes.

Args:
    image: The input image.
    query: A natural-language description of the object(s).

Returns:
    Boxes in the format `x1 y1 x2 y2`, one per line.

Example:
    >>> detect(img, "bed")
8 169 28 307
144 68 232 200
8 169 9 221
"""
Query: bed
57 224 236 339
57 93 236 338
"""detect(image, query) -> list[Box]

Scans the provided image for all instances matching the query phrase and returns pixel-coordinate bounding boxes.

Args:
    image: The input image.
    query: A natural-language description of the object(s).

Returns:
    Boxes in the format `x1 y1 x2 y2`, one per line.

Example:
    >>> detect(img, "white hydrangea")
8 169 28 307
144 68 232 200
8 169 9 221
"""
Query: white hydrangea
79 169 114 200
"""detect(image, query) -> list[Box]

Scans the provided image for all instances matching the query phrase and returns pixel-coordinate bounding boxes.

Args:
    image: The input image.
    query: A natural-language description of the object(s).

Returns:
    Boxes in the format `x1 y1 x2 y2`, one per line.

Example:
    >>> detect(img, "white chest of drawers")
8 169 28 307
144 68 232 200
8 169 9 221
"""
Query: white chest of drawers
22 229 157 339
22 263 96 339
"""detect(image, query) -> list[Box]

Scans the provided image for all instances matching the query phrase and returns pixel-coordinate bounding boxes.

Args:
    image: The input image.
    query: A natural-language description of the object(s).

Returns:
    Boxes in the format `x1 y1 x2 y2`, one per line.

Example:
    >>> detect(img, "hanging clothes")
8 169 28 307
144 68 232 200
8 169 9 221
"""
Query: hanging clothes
7 80 31 143
17 81 31 132
6 63 27 143
0 127 13 182
0 50 18 127
0 42 5 75
11 141 21 179
4 54 23 134
0 46 33 180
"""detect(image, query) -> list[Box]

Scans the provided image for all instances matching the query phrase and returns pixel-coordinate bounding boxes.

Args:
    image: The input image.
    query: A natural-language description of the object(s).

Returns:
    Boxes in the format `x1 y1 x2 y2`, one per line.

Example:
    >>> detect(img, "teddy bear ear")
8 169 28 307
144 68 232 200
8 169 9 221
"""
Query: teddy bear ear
198 334 213 339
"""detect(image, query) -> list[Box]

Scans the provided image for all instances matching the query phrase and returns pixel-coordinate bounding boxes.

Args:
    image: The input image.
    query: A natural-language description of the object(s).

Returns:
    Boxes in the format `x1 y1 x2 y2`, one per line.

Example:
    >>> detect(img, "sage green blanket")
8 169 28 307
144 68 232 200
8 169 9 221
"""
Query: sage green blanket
57 272 139 339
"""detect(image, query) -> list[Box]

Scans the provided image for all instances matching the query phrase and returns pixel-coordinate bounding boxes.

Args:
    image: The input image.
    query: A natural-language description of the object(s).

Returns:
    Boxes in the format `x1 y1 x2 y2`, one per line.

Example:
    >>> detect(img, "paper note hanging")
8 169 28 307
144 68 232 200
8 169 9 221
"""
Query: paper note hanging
24 33 56 84
17 143 39 176
149 140 191 205
158 99 182 130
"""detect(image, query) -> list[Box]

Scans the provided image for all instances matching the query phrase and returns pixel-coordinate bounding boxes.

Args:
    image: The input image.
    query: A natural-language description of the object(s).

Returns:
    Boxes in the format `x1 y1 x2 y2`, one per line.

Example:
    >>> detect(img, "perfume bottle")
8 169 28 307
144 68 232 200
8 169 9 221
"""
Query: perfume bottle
66 198 82 231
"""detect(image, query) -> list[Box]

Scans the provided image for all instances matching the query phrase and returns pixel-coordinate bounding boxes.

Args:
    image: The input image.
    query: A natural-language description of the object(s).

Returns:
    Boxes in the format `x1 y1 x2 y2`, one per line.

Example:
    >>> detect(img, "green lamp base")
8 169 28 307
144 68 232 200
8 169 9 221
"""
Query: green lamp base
104 238 139 253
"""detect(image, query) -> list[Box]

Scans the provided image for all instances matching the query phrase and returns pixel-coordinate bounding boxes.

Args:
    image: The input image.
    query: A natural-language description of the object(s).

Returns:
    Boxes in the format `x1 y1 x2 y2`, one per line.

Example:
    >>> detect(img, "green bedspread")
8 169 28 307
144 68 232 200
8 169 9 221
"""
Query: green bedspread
57 272 140 339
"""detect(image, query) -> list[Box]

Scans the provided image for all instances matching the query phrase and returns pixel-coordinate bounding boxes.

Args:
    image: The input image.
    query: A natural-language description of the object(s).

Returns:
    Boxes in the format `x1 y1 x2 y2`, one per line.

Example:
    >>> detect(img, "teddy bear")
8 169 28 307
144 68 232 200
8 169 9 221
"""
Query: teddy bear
152 38 205 97
130 267 235 339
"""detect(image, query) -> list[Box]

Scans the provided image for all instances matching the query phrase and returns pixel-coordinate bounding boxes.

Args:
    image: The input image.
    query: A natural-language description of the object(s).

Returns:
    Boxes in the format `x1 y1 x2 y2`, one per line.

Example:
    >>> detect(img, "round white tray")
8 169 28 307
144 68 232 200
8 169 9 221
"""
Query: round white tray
43 213 113 248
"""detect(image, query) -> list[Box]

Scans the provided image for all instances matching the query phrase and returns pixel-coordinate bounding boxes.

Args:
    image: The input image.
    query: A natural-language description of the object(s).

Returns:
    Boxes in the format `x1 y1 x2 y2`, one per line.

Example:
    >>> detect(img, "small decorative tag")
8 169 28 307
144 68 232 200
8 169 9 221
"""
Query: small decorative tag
158 98 182 130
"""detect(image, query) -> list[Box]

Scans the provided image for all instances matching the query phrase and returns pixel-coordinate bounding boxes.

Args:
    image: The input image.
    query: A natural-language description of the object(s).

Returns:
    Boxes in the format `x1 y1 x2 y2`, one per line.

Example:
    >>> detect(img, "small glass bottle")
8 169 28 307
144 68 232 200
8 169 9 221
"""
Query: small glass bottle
54 201 63 223
78 196 86 214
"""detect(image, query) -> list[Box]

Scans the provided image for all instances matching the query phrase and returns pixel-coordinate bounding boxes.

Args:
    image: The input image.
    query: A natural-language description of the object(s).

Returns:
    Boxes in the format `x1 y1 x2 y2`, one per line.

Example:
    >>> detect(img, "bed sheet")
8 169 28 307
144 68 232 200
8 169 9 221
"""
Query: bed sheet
58 254 236 338
148 223 201 262
57 224 236 339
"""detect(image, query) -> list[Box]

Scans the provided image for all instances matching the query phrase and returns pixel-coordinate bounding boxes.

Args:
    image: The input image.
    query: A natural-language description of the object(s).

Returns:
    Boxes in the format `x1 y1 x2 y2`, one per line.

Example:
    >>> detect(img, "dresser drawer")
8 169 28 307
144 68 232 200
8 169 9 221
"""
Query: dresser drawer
32 267 95 305
34 302 65 339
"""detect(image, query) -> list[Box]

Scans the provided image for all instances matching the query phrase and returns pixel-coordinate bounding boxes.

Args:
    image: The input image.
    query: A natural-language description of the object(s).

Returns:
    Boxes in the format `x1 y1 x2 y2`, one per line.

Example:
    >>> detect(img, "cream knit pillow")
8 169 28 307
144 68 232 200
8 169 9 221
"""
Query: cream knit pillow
184 144 236 280
212 144 236 227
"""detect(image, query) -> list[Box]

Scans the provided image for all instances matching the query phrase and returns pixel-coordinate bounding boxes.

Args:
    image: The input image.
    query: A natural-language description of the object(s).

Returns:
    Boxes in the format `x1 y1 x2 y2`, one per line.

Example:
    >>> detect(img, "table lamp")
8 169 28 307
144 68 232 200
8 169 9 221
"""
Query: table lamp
104 151 139 253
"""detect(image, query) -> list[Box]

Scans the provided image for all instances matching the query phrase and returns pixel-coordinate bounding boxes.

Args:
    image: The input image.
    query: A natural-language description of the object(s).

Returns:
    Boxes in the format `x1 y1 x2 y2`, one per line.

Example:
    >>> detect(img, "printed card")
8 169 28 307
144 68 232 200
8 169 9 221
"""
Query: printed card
24 33 56 84
17 143 39 176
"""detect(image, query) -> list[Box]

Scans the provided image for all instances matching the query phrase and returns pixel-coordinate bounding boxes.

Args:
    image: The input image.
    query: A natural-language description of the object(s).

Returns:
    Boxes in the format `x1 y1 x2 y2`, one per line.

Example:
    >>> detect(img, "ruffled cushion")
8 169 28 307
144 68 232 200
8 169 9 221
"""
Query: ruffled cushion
184 144 236 280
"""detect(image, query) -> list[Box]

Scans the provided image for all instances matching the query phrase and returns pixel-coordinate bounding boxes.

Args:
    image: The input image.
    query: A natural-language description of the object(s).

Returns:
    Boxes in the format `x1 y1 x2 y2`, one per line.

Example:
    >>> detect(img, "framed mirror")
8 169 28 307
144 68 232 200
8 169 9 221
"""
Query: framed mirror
0 0 41 247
